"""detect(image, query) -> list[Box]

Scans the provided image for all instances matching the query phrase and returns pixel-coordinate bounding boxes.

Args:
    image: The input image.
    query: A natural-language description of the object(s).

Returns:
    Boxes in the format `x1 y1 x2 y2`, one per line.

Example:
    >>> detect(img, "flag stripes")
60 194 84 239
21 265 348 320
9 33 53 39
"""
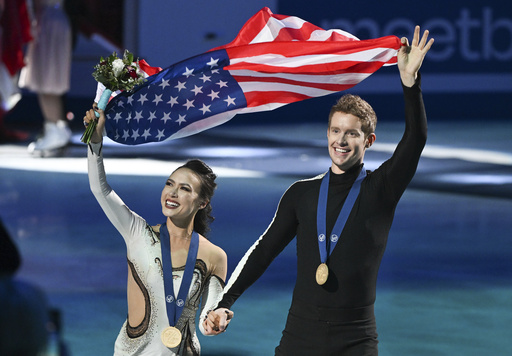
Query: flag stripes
102 7 401 144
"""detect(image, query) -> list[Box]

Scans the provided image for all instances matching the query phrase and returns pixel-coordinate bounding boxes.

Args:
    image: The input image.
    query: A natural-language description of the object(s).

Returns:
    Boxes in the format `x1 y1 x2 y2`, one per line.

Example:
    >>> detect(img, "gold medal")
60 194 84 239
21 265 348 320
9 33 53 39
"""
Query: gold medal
161 326 182 348
316 263 329 285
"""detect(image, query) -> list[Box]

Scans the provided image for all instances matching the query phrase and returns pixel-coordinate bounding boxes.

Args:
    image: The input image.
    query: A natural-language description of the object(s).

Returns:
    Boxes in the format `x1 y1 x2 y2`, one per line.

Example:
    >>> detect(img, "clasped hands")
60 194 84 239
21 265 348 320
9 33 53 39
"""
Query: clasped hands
202 308 234 335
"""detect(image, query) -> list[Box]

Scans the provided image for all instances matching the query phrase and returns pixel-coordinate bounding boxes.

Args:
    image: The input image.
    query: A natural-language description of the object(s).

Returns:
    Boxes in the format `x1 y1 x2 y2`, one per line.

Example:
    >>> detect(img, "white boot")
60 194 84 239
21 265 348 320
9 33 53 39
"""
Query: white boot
28 120 72 153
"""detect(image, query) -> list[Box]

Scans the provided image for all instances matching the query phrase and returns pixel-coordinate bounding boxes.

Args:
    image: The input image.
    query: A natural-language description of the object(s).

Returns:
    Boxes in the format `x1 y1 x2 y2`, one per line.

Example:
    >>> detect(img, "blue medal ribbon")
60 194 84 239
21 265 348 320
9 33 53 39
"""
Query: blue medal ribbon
159 222 199 326
316 167 367 266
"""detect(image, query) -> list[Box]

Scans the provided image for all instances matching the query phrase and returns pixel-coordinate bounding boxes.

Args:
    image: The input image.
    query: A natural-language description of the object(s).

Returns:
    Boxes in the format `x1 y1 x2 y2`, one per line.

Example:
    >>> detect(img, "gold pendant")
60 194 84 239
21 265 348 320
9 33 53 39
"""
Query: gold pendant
316 263 329 285
161 326 182 348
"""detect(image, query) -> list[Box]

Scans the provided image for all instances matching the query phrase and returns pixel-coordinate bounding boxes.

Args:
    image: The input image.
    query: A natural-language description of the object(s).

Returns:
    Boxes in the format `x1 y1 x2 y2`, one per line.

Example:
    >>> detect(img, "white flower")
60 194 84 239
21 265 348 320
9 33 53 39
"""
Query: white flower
112 59 125 77
135 62 147 78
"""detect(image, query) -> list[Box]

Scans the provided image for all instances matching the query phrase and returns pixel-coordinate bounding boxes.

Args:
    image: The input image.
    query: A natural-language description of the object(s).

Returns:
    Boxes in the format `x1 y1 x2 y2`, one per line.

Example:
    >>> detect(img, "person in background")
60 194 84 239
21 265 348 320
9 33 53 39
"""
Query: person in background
0 217 49 355
18 0 72 154
0 0 32 143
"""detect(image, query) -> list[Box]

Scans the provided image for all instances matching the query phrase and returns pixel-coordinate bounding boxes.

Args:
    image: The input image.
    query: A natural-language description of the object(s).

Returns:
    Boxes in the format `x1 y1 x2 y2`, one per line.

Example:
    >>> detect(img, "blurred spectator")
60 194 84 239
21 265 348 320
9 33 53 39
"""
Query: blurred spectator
18 0 72 155
0 217 49 355
0 0 32 142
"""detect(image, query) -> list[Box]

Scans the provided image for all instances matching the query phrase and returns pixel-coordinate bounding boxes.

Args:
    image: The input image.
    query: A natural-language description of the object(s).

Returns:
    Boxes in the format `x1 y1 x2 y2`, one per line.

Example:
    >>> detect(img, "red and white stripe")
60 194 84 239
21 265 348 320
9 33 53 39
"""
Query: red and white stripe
210 7 401 113
212 7 359 48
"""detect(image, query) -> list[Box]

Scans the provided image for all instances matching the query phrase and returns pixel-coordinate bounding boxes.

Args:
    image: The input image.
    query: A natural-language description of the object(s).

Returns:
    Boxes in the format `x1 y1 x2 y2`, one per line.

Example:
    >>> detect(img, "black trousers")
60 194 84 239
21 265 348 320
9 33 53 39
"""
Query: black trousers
275 299 378 356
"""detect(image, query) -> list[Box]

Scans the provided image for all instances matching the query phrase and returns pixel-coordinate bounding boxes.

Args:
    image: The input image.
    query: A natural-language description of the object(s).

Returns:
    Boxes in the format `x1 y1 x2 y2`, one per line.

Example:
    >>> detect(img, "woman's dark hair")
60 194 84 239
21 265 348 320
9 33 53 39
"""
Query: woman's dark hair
176 159 217 237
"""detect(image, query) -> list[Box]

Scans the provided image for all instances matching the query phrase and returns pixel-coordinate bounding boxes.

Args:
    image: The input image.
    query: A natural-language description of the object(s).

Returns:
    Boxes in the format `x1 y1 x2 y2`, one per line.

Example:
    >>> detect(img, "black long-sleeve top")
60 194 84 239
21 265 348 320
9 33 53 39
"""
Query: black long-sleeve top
218 77 427 312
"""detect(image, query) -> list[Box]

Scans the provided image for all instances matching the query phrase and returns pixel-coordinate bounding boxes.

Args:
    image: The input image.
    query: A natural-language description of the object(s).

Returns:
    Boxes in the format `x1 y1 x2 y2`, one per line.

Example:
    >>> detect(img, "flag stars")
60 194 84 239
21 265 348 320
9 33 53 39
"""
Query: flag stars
112 112 122 123
147 111 157 122
175 81 186 91
153 94 163 105
207 90 220 101
161 112 172 124
142 128 152 140
182 67 194 77
183 99 195 110
191 85 203 96
199 104 211 115
155 129 166 141
200 74 211 83
159 79 170 89
106 50 246 145
207 57 219 68
216 80 228 88
131 129 140 141
137 93 148 105
224 95 236 106
167 96 178 107
176 114 187 125
133 111 144 123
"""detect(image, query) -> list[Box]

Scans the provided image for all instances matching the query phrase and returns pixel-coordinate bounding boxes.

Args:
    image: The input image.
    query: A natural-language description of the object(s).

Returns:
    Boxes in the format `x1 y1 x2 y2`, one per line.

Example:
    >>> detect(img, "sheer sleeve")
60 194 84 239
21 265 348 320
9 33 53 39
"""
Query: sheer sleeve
87 142 148 254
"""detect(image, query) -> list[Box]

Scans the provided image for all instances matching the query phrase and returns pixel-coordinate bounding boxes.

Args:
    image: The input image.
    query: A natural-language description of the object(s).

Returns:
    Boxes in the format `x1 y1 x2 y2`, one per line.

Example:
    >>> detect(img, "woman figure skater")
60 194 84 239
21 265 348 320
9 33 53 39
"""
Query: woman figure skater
84 105 227 355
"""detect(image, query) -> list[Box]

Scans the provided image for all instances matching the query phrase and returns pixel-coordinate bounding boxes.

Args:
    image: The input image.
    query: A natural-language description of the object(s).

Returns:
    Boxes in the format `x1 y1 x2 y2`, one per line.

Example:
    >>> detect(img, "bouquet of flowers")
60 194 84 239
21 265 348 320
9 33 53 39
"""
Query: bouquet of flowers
81 49 147 143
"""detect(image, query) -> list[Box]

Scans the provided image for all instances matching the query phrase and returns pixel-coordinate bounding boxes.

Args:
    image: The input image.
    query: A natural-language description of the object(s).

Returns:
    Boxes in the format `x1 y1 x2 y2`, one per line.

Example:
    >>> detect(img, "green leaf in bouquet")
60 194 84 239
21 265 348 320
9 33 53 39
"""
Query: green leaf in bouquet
125 51 134 64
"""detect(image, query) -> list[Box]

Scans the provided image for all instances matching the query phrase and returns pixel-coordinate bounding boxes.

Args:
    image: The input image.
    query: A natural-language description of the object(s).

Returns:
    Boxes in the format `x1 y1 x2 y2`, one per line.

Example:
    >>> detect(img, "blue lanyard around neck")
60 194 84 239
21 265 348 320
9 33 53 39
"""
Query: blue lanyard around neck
316 167 366 264
159 222 199 326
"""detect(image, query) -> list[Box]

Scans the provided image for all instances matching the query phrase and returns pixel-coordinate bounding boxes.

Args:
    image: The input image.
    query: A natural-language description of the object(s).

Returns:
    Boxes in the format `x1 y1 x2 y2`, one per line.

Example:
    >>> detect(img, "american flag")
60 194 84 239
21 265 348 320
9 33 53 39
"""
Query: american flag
104 7 401 145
